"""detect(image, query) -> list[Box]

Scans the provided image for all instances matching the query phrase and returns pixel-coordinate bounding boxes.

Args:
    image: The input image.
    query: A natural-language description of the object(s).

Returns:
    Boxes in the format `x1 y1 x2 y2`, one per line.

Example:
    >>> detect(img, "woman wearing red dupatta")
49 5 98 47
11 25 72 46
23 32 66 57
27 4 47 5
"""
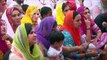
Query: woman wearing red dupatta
61 11 98 60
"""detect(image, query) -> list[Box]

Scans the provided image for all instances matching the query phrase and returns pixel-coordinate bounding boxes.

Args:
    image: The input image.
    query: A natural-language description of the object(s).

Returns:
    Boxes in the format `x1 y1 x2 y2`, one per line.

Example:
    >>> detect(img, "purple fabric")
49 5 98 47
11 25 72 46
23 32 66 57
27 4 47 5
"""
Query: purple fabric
0 20 9 54
36 16 56 49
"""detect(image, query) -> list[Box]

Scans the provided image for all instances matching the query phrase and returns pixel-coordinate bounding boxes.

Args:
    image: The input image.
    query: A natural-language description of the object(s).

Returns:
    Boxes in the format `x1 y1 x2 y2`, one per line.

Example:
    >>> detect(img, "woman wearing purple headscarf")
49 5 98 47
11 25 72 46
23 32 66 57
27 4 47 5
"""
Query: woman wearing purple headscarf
77 6 107 49
36 16 57 49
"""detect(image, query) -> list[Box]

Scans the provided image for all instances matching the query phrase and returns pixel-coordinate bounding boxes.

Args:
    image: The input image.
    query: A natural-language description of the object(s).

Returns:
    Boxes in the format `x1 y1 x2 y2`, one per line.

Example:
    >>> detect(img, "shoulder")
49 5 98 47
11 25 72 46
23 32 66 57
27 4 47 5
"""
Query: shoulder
9 52 24 60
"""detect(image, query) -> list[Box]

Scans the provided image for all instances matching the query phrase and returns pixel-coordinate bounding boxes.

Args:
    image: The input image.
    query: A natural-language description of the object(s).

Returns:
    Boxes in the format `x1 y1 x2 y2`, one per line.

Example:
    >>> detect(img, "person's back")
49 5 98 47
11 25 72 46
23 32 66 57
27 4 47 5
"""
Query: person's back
94 12 107 33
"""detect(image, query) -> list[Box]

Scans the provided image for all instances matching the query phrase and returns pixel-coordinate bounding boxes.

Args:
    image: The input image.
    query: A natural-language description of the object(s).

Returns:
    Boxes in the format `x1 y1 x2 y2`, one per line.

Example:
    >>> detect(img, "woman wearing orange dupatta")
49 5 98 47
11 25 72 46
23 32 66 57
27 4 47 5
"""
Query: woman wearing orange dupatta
61 11 98 60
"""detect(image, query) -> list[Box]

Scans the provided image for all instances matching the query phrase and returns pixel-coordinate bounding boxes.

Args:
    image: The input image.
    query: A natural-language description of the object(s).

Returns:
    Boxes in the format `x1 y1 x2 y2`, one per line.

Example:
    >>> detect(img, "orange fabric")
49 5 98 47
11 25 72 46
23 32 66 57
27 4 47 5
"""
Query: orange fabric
61 11 81 46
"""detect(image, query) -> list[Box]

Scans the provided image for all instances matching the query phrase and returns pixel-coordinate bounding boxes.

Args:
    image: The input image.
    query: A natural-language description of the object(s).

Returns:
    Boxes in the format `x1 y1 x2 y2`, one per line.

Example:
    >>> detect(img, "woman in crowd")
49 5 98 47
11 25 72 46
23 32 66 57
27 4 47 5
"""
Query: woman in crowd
66 0 77 11
8 23 44 60
0 20 10 60
94 12 107 33
77 6 107 49
36 16 88 60
21 5 40 27
56 2 70 28
61 11 98 60
1 6 22 38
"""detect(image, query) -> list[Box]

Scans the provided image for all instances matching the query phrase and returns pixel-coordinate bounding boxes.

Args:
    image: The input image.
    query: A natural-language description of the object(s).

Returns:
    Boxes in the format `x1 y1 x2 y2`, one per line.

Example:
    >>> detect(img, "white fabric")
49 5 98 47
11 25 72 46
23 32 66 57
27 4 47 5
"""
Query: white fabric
6 0 14 7
47 46 64 60
9 53 24 60
87 43 97 51
1 9 14 38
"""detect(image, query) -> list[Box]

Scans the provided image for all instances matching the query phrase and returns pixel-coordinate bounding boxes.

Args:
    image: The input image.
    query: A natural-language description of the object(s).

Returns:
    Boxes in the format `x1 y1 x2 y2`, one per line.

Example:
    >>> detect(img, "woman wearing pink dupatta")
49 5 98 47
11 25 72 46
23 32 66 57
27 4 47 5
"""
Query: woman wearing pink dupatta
1 6 22 38
77 6 107 49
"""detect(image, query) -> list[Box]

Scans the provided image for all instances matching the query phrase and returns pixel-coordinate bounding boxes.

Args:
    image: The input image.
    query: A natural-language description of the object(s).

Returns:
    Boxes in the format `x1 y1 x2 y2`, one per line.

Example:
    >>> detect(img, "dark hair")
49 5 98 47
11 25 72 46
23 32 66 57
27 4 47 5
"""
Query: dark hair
62 3 68 11
48 31 64 45
25 23 32 36
73 11 80 19
21 4 29 12
53 21 57 28
40 7 52 18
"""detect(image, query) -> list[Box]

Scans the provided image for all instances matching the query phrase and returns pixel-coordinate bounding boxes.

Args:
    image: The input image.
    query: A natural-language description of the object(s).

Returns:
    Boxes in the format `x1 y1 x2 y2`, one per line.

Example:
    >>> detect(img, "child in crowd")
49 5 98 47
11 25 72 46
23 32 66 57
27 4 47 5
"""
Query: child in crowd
47 31 64 60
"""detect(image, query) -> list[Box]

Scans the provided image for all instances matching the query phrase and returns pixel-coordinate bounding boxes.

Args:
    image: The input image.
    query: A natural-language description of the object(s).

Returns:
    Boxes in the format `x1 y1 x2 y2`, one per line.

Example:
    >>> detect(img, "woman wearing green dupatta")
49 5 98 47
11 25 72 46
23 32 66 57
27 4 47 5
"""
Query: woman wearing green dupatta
9 23 44 60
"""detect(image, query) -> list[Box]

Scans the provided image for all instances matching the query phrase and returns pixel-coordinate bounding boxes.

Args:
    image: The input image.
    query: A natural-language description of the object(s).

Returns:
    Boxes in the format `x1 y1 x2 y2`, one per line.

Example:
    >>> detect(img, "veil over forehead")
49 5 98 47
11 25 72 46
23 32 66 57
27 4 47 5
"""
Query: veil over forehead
36 16 56 49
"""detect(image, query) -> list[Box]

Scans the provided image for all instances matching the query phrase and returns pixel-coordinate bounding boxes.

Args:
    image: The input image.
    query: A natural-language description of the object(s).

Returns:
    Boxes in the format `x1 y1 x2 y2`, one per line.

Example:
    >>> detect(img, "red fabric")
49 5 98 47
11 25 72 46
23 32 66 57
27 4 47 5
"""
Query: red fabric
66 0 77 11
6 7 15 32
61 11 81 46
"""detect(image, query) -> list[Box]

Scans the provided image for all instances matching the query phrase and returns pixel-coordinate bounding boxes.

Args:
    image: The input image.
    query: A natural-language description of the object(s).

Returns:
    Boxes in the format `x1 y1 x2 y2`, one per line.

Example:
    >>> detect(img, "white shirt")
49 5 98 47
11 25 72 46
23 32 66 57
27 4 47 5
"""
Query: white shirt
47 46 64 60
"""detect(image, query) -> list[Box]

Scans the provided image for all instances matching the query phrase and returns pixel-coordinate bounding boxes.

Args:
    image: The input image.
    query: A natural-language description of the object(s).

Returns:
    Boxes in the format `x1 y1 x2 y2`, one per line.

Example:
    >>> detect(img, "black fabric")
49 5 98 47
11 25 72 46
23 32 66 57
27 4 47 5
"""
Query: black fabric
94 13 107 33
25 23 32 36
21 4 29 12
73 11 79 19
2 50 11 60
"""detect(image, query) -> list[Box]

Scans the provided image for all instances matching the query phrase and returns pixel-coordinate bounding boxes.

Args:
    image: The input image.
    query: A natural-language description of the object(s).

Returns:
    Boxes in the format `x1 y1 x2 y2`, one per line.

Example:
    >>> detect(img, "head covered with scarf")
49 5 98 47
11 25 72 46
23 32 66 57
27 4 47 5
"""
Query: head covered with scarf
11 23 43 60
61 11 81 46
77 6 100 39
36 16 57 49
56 2 67 26
1 6 21 38
21 5 39 25
66 0 77 11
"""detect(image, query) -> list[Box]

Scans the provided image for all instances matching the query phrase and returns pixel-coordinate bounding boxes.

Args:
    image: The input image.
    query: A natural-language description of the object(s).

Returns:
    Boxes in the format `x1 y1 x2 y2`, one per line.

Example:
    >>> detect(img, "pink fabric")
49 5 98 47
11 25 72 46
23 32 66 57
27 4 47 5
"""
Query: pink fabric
96 33 107 49
77 6 101 39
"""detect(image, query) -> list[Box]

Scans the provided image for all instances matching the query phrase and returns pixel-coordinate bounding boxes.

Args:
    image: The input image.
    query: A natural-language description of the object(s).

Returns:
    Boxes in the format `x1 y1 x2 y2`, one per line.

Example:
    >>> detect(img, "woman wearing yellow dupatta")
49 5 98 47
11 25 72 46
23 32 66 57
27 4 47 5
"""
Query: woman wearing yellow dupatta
21 5 40 26
9 23 44 60
56 2 70 28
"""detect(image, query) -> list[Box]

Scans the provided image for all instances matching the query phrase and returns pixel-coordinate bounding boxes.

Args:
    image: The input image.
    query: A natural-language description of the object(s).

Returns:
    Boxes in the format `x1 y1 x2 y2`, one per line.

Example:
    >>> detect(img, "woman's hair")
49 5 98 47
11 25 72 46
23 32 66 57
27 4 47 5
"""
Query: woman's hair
40 7 52 18
48 31 64 45
62 3 68 11
21 4 29 12
25 23 32 36
73 11 80 19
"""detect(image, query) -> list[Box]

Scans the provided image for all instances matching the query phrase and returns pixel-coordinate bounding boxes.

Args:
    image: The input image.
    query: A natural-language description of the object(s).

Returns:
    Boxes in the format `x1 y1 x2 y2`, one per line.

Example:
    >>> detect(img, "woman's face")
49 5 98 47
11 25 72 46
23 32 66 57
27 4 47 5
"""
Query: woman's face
11 10 21 26
0 21 7 35
83 9 90 19
32 10 40 25
74 14 81 28
63 6 70 15
28 27 37 46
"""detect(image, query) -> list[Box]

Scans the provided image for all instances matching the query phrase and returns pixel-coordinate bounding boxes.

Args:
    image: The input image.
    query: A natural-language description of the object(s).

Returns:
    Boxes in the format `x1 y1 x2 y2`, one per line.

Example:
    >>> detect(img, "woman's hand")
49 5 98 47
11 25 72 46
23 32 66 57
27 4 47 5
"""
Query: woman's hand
102 21 107 28
86 50 98 57
84 19 90 29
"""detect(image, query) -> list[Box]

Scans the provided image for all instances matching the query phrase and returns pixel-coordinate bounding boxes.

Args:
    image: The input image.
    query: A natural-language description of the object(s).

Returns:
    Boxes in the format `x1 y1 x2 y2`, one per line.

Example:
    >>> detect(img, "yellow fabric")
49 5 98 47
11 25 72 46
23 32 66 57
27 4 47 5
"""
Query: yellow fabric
21 5 39 25
56 3 65 26
13 24 44 60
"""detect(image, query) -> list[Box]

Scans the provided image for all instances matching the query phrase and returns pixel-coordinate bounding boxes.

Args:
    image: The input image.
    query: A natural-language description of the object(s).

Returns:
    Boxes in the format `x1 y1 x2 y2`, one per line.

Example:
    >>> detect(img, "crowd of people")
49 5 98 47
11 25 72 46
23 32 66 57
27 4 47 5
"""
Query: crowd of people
0 0 107 60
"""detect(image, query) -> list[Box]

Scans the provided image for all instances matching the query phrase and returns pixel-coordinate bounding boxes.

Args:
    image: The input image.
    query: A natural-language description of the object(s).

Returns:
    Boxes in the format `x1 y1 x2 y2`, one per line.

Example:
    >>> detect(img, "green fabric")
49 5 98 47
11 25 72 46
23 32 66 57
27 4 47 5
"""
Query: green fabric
13 24 43 60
